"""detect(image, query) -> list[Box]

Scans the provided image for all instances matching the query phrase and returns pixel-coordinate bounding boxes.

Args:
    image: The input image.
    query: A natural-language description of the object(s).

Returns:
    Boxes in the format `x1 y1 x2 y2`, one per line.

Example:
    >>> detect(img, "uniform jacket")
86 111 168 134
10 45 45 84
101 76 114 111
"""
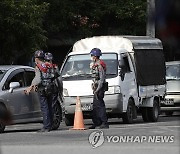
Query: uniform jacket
91 59 106 92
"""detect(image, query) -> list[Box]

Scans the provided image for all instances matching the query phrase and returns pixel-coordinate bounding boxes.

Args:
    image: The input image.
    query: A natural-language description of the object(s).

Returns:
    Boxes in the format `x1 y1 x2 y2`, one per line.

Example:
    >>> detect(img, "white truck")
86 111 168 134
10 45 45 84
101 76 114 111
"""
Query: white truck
60 36 166 126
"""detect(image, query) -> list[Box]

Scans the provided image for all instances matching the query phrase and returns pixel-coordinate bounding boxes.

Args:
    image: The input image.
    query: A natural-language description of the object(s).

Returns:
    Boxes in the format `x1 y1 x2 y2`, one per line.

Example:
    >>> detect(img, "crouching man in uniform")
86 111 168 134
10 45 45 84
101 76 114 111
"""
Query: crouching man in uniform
89 48 109 129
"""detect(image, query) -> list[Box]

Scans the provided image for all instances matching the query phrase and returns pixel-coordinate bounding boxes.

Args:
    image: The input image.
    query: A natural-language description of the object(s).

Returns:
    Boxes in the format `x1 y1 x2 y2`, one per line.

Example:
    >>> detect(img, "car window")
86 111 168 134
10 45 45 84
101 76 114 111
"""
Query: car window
25 71 35 86
0 69 7 82
4 72 25 90
166 64 180 80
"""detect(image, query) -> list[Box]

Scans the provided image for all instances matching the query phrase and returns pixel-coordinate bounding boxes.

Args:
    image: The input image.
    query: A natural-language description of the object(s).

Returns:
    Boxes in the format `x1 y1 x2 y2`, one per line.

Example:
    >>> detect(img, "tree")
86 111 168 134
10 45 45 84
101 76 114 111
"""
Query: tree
44 0 146 42
0 0 49 64
0 0 147 64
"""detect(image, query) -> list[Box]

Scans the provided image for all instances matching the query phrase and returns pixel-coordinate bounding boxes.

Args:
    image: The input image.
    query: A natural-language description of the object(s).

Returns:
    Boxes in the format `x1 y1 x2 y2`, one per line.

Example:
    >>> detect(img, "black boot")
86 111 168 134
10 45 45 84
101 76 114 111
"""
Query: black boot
37 128 51 133
99 123 109 129
88 125 96 129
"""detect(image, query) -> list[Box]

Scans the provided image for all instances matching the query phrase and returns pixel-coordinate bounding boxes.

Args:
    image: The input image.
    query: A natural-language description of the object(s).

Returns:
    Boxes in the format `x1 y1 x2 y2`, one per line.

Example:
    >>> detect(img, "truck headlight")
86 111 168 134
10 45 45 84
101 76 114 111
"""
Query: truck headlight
106 86 121 94
63 88 69 96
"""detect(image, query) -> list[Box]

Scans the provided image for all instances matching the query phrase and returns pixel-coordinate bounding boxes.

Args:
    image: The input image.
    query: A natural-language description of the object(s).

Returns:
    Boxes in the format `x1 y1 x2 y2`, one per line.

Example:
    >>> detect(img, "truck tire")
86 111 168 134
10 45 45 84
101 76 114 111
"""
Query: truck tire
141 108 150 122
52 102 62 130
147 99 159 122
0 123 5 133
65 115 74 126
122 99 134 124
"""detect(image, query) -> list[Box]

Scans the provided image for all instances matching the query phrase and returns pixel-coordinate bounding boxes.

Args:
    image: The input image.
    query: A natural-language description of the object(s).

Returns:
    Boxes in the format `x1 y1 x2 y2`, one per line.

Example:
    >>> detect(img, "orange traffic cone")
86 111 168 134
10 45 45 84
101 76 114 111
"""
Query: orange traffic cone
71 96 86 130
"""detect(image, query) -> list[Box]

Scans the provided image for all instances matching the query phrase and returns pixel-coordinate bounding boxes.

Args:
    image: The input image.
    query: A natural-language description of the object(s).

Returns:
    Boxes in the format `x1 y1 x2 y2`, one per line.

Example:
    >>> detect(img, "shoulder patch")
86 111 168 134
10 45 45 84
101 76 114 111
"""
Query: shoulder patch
37 63 48 73
100 60 106 69
41 63 46 68
44 62 53 68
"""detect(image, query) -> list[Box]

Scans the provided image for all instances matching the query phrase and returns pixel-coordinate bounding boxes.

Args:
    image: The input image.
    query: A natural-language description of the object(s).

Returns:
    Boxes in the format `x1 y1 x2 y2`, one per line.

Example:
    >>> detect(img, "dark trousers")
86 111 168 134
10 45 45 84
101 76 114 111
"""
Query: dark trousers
92 89 108 126
39 94 58 129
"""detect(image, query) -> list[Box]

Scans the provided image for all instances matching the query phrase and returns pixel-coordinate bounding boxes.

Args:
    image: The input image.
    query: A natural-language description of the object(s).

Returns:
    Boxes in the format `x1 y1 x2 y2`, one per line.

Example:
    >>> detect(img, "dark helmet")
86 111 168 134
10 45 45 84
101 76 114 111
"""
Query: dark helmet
44 52 53 61
34 50 44 59
90 48 102 57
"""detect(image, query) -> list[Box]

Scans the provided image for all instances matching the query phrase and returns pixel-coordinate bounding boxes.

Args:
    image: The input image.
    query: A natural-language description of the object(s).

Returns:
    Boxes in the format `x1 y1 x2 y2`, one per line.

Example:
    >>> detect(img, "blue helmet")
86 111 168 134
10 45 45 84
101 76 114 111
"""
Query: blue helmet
34 50 44 59
44 52 53 61
90 48 102 57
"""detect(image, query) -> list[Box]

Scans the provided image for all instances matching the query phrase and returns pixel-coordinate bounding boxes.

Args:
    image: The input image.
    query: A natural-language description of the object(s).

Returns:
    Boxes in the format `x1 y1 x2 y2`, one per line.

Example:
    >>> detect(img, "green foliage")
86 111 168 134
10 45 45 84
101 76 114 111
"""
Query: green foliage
0 0 146 64
0 0 49 64
44 0 146 39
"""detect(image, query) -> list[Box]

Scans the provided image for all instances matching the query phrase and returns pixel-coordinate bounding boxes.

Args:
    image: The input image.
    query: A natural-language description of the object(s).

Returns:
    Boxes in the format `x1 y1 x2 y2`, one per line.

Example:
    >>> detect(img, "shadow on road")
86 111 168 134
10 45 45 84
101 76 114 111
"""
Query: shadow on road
2 113 180 134
3 125 71 134
106 114 180 126
4 128 39 134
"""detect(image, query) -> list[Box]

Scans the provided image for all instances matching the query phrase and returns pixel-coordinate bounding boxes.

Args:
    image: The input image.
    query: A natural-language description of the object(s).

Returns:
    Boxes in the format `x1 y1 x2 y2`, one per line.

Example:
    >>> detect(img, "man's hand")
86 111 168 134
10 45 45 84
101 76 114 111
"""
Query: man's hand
24 86 32 95
24 85 38 95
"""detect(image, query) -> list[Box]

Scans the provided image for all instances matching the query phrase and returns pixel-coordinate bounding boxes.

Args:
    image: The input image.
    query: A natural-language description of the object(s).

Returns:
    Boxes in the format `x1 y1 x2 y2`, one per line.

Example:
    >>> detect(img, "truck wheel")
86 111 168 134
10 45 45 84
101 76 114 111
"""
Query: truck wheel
122 99 134 124
147 99 159 122
0 123 5 133
141 108 150 122
165 111 173 116
52 102 62 130
65 115 74 126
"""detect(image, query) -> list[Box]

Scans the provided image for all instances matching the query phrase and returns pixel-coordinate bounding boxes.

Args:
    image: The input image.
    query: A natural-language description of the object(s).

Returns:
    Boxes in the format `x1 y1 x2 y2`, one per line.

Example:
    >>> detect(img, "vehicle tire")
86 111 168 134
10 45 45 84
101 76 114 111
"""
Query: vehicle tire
52 102 62 130
141 107 150 122
65 115 74 126
0 123 5 133
165 111 173 116
122 99 134 124
0 103 7 133
147 99 159 122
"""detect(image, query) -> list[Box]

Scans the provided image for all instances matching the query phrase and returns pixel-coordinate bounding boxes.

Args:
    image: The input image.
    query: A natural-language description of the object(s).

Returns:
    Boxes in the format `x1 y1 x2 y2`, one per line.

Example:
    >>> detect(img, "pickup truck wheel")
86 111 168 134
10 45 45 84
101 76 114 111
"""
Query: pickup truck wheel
141 108 150 122
65 115 74 126
0 123 5 133
122 99 134 124
147 99 159 122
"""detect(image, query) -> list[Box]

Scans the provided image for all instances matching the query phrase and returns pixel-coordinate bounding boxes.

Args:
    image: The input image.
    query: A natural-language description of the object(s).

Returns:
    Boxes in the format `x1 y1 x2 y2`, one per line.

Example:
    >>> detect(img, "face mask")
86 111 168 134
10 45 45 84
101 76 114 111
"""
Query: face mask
90 62 94 69
91 57 93 61
91 56 97 62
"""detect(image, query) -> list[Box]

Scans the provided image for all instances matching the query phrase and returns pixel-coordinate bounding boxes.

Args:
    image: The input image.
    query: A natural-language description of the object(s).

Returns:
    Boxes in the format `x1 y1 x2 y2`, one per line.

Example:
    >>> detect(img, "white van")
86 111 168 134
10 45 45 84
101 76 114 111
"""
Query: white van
60 36 166 126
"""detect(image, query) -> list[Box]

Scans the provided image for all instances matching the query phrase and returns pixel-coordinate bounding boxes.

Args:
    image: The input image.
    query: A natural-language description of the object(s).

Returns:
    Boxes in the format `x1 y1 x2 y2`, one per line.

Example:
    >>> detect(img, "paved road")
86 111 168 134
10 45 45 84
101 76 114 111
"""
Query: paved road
0 114 179 154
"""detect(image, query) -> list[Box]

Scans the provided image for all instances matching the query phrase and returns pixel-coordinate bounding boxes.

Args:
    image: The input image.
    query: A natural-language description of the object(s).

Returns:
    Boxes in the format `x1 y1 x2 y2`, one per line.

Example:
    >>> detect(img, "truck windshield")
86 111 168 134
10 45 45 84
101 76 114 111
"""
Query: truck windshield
166 64 180 80
61 53 118 80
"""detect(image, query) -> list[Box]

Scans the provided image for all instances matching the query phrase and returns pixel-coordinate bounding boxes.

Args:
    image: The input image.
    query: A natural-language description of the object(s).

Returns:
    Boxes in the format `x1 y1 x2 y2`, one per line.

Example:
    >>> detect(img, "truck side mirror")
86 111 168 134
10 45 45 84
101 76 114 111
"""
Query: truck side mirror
119 61 125 81
119 60 125 68
119 55 125 81
119 53 126 68
119 68 125 81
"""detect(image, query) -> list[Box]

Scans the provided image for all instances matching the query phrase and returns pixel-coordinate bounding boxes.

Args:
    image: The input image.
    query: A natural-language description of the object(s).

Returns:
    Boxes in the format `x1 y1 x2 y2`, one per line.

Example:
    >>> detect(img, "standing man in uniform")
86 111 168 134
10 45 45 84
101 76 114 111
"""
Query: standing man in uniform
44 52 64 127
25 50 56 132
89 48 109 129
44 52 63 100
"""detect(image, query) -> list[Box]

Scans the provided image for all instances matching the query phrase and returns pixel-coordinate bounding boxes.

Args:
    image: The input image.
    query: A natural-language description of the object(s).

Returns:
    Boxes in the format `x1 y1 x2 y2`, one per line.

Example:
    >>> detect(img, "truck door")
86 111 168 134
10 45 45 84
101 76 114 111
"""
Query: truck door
119 53 138 111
